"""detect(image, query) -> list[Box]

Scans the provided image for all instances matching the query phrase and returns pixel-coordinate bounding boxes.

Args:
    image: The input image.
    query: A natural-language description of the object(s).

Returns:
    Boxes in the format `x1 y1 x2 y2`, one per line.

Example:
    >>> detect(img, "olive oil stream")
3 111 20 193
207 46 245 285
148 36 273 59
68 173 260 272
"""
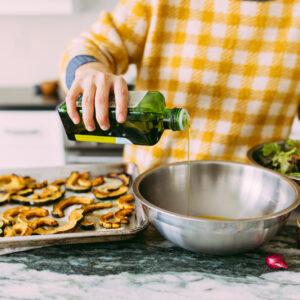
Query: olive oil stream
187 128 190 216
185 129 232 220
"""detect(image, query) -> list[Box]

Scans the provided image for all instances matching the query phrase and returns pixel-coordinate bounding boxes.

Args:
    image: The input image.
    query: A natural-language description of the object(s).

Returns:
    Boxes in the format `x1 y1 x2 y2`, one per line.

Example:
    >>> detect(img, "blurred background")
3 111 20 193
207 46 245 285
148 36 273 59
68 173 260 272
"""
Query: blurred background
0 0 299 170
0 0 124 87
0 0 135 170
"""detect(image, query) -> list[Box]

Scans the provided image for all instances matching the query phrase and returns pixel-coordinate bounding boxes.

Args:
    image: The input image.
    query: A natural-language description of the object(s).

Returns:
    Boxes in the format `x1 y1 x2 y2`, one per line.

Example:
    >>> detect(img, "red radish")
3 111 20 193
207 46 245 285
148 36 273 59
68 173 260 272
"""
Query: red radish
266 254 288 270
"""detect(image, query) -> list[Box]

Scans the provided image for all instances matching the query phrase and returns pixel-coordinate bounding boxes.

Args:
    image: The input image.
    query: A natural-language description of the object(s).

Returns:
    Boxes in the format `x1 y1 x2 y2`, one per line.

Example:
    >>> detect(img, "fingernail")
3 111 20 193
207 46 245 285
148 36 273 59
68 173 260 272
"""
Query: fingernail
118 113 126 123
72 118 79 125
87 126 95 131
101 124 109 131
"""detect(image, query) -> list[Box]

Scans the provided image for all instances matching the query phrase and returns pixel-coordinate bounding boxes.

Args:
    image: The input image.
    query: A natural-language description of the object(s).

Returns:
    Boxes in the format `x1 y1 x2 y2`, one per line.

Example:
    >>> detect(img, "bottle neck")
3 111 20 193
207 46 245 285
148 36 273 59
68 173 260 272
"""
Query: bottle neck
163 108 190 131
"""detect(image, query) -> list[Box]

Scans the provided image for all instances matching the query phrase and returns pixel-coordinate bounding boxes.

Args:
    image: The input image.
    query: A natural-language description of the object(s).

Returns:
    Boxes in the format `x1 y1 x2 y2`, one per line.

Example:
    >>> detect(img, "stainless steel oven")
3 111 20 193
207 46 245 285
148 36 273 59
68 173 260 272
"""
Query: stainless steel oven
63 135 123 164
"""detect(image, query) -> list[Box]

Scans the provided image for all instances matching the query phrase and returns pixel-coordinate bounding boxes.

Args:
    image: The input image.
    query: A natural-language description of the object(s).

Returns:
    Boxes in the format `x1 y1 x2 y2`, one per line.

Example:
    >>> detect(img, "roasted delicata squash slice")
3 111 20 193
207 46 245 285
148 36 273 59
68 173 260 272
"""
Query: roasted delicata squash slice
38 185 61 199
80 220 96 230
27 180 48 190
29 217 58 230
82 201 112 213
18 207 49 224
13 222 33 236
93 185 128 200
107 172 131 186
0 174 26 193
23 176 36 186
99 212 120 229
0 192 11 205
91 176 105 187
11 190 65 206
50 179 66 186
79 172 90 180
114 208 133 224
4 226 15 237
52 196 94 218
117 194 135 209
77 171 91 186
65 172 92 192
16 188 34 196
2 206 31 225
0 221 4 237
34 209 85 235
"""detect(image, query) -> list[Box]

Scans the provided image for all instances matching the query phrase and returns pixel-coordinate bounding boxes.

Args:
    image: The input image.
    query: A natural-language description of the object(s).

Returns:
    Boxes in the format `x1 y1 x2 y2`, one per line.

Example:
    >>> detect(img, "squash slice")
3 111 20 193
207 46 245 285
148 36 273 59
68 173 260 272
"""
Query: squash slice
34 209 85 235
52 196 94 218
17 188 34 196
117 194 135 209
27 180 48 190
0 192 11 205
99 212 120 229
114 208 133 224
4 226 15 237
82 201 112 213
13 222 33 236
80 220 96 230
91 176 105 187
93 185 128 200
0 221 4 237
11 190 65 206
0 174 26 193
107 173 131 186
65 172 92 193
18 207 49 224
29 217 58 230
2 206 31 225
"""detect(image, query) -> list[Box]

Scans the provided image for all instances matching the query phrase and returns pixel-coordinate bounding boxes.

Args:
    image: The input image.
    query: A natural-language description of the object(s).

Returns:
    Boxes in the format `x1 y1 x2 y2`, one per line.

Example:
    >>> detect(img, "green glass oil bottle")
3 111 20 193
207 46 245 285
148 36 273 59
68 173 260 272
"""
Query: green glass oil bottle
58 91 190 146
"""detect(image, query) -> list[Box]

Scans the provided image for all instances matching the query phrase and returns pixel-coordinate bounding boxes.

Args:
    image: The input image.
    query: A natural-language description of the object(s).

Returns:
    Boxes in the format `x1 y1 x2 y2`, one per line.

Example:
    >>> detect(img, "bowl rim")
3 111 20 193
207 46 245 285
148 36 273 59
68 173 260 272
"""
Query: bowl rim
133 160 300 223
247 140 300 181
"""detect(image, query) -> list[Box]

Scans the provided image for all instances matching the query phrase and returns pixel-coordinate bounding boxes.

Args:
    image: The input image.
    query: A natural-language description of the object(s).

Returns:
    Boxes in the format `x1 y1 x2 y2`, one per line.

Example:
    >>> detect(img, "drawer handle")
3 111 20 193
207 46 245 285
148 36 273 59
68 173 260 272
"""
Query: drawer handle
4 129 41 135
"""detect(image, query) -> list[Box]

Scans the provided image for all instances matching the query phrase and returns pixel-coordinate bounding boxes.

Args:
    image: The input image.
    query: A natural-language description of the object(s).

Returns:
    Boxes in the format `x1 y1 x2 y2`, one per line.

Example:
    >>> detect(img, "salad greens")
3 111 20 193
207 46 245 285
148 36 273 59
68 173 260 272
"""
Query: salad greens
260 138 300 178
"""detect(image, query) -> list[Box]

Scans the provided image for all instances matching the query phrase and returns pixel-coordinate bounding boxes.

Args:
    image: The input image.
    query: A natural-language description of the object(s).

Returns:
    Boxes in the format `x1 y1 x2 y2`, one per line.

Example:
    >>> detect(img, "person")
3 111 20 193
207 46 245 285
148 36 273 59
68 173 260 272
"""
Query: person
60 0 300 172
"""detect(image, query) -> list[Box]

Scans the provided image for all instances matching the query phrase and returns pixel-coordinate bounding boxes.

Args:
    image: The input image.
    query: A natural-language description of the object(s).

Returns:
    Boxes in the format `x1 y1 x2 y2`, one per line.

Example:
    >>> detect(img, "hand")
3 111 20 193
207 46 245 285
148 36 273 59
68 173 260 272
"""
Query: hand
66 62 128 131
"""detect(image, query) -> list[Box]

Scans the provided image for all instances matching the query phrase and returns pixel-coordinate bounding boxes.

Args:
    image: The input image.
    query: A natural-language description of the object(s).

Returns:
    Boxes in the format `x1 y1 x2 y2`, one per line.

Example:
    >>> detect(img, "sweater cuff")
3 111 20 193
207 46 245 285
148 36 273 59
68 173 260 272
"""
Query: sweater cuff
65 55 99 89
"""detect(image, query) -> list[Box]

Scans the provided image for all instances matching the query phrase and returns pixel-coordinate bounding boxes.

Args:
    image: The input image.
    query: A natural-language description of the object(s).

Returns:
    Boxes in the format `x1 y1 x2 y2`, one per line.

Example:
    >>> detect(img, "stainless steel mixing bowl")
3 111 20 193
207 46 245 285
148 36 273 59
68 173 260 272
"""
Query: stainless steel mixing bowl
133 161 300 255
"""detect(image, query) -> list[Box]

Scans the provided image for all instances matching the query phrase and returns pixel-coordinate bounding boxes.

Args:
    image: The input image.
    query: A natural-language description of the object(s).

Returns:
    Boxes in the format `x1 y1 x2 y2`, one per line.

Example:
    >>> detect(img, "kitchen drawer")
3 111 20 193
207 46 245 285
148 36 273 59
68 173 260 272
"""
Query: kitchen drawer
0 111 62 147
0 111 64 168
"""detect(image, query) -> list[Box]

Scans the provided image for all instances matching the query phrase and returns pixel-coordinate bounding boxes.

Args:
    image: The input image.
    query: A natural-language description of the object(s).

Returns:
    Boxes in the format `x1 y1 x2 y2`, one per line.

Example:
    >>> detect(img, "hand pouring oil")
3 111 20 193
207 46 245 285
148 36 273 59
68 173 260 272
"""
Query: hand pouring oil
58 91 190 146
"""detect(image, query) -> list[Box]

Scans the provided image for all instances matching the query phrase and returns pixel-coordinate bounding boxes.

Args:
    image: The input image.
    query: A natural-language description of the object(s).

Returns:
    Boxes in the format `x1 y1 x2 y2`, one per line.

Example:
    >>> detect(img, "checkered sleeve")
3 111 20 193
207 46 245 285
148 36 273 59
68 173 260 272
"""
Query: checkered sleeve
60 0 151 91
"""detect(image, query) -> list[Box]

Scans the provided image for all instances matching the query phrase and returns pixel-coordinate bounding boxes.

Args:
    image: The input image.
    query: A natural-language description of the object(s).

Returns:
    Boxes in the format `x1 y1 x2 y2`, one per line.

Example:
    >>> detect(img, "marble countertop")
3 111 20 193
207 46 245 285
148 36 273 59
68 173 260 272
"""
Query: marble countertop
0 214 299 300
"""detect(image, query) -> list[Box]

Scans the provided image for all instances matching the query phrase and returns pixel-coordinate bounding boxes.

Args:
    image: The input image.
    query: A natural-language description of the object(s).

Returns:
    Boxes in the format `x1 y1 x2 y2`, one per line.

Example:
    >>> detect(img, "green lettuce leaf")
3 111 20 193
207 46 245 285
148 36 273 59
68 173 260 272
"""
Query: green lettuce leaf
262 142 281 157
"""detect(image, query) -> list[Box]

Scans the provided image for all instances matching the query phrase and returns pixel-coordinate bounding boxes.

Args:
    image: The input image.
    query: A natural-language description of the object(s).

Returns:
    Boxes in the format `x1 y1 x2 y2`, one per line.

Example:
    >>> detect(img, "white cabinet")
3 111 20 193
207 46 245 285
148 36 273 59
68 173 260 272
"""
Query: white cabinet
0 0 119 15
0 0 73 15
0 111 65 169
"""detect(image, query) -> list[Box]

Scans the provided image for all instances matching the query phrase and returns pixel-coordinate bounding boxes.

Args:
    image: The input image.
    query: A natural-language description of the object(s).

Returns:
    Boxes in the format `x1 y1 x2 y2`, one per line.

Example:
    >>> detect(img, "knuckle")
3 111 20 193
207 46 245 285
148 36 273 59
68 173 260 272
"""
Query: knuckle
67 108 77 119
82 94 93 104
101 72 109 82
96 94 108 104
119 86 128 98
118 76 126 85
116 78 128 97
97 72 109 83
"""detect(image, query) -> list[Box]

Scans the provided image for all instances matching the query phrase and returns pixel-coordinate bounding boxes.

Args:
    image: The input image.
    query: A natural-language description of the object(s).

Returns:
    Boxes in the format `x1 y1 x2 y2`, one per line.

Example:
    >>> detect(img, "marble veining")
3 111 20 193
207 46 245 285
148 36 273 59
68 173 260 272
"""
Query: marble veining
0 217 299 299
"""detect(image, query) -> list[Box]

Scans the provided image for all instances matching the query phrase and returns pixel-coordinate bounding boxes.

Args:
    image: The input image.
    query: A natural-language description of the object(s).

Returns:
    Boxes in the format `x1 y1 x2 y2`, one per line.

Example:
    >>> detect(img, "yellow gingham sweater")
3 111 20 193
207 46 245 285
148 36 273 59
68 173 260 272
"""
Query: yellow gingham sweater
61 0 300 172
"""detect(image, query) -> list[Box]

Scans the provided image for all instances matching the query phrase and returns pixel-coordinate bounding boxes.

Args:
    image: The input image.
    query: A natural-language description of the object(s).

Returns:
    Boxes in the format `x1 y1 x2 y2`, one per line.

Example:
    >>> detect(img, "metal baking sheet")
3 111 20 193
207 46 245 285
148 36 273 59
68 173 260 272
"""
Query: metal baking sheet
0 163 148 253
